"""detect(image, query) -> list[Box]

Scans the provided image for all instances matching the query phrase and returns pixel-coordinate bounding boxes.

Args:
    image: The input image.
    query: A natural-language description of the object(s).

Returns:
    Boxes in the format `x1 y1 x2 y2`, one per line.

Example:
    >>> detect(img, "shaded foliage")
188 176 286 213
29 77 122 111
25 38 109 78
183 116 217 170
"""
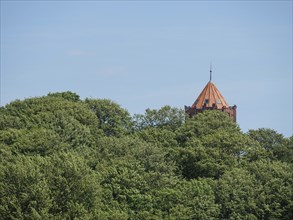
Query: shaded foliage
0 92 292 219
85 98 132 137
248 128 293 163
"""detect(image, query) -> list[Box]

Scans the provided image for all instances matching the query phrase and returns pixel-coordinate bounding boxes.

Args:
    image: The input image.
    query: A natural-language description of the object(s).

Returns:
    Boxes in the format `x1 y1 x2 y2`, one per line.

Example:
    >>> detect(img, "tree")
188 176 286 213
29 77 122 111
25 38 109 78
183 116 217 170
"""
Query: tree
0 156 52 219
168 179 219 220
284 136 293 163
248 128 293 162
170 139 237 179
98 158 153 218
133 105 185 131
45 152 102 219
85 99 132 137
0 153 103 219
0 95 102 149
134 127 178 148
245 160 293 219
177 110 240 144
47 91 80 102
216 161 293 220
94 136 177 185
216 168 259 219
172 128 259 179
0 128 68 156
248 128 285 151
1 92 292 219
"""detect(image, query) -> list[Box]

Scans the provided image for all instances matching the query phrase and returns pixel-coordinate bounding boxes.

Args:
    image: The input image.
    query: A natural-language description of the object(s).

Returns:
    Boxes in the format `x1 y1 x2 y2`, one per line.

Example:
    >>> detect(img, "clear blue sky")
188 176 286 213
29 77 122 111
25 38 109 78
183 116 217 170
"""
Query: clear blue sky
1 1 292 137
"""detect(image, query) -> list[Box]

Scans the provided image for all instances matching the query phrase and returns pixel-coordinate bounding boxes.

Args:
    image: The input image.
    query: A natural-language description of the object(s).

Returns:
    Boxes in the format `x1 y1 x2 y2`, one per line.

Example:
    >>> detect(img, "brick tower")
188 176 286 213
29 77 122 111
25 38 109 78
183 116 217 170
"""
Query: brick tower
185 69 237 122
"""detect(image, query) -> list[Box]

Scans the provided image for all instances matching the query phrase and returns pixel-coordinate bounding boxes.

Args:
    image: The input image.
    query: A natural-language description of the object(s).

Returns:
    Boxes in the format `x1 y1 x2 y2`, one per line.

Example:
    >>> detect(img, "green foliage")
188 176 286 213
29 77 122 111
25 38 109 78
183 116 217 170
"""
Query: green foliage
134 127 178 148
45 152 102 219
0 95 102 149
0 153 102 219
0 92 292 219
156 179 220 219
85 98 132 137
248 128 293 163
178 110 239 139
216 160 293 220
216 168 258 219
248 128 285 151
133 105 185 131
47 91 81 102
0 156 52 219
0 128 68 156
245 160 293 219
171 143 237 179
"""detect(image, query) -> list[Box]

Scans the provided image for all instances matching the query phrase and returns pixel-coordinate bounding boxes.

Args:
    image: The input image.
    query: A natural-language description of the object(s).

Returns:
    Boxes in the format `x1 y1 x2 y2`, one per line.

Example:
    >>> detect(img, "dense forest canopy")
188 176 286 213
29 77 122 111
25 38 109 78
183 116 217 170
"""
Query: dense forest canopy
0 91 292 219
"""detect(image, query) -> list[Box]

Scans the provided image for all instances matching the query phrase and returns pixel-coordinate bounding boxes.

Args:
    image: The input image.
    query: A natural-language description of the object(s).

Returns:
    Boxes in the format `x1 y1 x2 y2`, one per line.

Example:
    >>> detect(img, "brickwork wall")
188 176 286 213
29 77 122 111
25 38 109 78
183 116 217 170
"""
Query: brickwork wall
185 105 237 122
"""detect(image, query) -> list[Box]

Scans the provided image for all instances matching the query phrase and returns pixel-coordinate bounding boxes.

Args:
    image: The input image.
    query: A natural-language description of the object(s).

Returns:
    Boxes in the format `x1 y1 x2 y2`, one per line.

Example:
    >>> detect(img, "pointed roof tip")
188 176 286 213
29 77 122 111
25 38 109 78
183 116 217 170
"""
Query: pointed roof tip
192 80 229 109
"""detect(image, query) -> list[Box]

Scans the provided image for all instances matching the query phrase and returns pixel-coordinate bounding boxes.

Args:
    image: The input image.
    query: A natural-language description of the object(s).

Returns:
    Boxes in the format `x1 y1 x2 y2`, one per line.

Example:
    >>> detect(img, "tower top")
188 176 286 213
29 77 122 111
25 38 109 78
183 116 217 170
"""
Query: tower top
192 81 229 109
185 66 237 122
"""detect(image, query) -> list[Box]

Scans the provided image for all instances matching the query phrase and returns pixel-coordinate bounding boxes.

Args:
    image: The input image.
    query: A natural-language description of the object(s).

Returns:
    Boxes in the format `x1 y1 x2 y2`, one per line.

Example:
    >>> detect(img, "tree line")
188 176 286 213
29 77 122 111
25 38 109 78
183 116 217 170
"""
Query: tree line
0 91 292 219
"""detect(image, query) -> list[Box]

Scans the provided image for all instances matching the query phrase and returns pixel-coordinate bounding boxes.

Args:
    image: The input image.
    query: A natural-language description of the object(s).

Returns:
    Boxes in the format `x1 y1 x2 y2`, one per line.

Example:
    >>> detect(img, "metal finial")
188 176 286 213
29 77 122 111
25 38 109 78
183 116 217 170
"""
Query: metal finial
209 62 212 81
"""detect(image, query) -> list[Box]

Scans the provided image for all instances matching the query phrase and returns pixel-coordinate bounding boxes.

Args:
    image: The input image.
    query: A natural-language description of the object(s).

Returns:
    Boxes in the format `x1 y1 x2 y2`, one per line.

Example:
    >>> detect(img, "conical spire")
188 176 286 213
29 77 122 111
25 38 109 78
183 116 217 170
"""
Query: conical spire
185 66 237 122
192 81 229 109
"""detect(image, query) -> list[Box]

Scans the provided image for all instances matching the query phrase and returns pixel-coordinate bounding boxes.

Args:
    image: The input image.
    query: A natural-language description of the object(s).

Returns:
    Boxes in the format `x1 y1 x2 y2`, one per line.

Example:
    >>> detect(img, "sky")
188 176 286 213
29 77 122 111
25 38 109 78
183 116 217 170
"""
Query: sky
1 1 292 137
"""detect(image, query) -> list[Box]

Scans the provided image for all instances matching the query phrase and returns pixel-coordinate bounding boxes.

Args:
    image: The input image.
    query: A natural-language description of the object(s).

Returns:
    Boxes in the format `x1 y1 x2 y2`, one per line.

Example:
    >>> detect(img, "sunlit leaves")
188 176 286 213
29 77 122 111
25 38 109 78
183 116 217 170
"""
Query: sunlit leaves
85 98 132 137
133 105 185 131
0 93 292 219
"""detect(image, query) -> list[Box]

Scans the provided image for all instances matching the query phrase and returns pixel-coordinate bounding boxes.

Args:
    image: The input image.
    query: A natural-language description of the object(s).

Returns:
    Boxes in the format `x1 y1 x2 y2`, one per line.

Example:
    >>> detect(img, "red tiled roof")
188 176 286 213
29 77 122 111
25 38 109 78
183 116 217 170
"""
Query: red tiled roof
191 81 229 109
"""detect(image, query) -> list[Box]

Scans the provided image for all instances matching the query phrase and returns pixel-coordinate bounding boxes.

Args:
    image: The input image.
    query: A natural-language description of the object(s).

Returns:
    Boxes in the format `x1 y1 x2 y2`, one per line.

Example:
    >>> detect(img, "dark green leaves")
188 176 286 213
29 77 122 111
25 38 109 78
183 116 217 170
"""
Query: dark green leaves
85 98 132 137
0 92 292 219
